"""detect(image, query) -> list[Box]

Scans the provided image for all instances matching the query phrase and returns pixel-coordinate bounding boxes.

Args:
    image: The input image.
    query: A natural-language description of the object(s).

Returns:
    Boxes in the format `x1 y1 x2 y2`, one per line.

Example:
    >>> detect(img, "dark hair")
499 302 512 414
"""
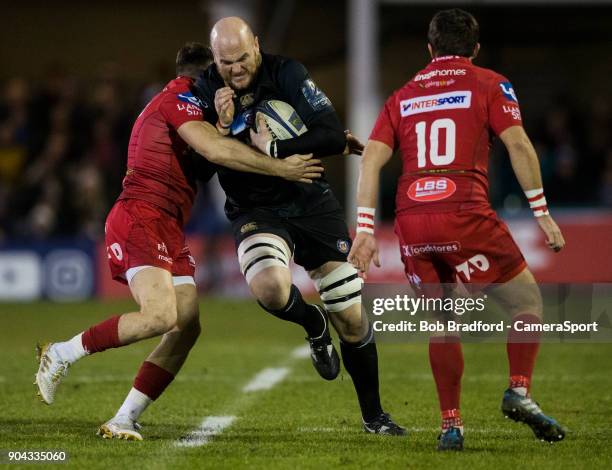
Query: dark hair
176 42 213 78
428 9 479 58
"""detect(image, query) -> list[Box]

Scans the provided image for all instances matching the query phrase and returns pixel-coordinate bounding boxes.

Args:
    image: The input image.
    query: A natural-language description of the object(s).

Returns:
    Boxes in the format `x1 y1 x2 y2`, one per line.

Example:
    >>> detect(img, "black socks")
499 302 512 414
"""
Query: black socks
340 327 383 422
259 284 326 338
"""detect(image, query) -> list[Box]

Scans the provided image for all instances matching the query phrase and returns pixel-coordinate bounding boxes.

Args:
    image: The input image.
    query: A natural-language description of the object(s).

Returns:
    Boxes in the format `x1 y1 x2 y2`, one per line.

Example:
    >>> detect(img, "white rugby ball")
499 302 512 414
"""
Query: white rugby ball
255 100 308 141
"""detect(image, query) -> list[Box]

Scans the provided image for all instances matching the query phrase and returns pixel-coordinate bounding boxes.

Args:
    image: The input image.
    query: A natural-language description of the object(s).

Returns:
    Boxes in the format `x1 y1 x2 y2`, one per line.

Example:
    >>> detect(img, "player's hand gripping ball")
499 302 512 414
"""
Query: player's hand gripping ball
250 100 308 156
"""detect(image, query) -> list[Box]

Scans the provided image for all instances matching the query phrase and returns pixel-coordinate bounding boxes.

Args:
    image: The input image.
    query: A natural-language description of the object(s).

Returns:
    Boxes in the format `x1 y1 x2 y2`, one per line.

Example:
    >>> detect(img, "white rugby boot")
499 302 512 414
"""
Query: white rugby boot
97 416 143 441
34 343 70 405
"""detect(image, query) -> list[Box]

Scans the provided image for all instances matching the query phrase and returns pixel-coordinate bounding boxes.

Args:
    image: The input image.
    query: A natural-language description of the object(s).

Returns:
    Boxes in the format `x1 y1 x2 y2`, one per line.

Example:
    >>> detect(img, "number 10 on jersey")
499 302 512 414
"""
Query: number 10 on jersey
416 118 456 168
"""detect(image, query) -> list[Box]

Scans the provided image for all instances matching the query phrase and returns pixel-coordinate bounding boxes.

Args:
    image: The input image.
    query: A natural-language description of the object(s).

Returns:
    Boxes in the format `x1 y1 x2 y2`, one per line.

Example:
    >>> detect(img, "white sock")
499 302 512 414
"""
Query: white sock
116 388 152 422
512 386 528 396
53 333 88 364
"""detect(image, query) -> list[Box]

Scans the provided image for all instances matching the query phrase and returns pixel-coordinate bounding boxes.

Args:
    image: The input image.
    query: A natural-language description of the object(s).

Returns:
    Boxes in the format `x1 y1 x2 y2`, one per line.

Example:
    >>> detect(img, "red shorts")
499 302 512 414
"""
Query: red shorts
105 199 195 284
394 208 526 286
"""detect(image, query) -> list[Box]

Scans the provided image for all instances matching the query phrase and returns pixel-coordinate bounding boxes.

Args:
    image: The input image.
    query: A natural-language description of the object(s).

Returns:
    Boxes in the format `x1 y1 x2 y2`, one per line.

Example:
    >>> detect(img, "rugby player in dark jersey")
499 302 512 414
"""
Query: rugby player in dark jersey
193 17 405 435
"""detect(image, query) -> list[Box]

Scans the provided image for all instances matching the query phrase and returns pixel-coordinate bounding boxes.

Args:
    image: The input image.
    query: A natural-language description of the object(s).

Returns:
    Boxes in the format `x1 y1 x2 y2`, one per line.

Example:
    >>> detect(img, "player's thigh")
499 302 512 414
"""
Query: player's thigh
486 267 543 317
233 212 294 286
129 266 177 324
234 222 293 310
394 215 449 295
289 208 352 272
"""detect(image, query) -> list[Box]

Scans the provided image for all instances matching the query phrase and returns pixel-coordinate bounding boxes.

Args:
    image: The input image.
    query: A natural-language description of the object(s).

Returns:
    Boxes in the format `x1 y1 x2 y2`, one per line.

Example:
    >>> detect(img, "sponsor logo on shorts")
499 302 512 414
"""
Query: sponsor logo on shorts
414 69 466 81
400 91 471 117
407 177 456 202
455 254 490 281
402 241 461 257
240 222 258 234
337 239 351 254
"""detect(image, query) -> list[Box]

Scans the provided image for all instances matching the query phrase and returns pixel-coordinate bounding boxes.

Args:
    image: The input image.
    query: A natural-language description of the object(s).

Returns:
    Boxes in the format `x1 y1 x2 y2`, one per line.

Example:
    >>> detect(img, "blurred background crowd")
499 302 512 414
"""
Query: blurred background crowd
1 1 610 242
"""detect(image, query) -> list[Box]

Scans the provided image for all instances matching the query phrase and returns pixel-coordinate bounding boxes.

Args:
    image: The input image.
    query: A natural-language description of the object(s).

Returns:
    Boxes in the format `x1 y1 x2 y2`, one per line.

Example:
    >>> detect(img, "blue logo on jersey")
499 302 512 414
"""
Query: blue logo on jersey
499 82 518 103
300 78 332 111
178 92 204 108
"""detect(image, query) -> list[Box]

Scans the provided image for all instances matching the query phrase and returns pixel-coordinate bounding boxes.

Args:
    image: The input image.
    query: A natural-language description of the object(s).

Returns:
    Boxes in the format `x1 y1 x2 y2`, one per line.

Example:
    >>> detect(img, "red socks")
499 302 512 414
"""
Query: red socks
428 312 541 429
507 313 541 391
442 408 463 430
429 336 464 425
81 315 122 354
133 361 175 400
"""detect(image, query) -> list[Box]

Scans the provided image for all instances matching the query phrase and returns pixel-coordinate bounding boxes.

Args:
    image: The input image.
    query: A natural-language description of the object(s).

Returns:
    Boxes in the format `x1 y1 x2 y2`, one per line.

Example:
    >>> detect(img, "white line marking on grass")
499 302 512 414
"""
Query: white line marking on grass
175 416 236 448
242 367 290 392
175 344 311 448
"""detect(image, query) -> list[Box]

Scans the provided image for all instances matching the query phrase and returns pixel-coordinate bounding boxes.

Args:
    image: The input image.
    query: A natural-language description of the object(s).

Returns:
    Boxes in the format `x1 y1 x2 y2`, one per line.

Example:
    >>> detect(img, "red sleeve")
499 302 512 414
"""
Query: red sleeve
369 96 397 150
488 74 523 136
159 93 204 129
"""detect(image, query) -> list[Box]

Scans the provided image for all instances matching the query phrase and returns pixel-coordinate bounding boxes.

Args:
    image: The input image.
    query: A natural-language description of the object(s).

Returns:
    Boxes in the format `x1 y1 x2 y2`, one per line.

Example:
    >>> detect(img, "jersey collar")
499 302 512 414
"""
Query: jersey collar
431 55 471 64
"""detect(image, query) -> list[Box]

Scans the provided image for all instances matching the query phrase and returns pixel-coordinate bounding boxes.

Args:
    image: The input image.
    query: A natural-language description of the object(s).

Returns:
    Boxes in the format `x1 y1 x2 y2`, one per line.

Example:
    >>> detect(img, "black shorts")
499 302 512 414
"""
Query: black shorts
231 207 352 271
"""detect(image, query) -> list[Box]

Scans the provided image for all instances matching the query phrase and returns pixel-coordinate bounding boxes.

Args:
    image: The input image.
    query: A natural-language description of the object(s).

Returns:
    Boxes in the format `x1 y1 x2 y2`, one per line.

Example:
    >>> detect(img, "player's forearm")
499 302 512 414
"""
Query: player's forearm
205 133 281 176
356 140 393 208
179 121 280 177
276 118 346 158
357 158 381 209
501 126 544 192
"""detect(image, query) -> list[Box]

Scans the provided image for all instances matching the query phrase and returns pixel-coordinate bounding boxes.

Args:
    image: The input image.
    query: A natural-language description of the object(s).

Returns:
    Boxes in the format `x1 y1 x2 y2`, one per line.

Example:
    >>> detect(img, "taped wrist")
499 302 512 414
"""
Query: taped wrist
524 188 549 217
356 207 375 234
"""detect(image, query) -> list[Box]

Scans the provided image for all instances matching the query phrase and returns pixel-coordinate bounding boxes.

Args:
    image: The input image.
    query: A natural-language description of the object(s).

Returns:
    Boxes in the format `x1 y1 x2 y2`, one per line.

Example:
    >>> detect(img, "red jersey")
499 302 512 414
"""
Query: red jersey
118 76 205 225
370 55 523 214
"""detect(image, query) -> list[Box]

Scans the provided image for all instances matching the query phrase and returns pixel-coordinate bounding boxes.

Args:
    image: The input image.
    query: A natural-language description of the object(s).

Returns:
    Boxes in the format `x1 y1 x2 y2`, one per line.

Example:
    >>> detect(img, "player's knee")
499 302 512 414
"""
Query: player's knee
140 296 178 336
179 317 201 347
333 308 367 343
509 289 543 318
489 270 543 318
314 263 363 314
251 268 291 310
175 286 200 331
337 324 365 344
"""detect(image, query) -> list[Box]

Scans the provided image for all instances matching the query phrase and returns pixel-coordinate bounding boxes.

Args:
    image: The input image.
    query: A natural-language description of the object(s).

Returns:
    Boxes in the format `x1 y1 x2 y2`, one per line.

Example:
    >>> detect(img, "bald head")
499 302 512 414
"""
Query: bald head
210 17 261 90
210 17 255 50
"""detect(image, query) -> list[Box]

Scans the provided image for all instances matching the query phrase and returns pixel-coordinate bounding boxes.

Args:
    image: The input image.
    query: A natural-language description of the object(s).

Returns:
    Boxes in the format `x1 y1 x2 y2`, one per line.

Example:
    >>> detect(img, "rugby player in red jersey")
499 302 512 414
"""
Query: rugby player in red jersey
349 9 566 450
34 42 323 440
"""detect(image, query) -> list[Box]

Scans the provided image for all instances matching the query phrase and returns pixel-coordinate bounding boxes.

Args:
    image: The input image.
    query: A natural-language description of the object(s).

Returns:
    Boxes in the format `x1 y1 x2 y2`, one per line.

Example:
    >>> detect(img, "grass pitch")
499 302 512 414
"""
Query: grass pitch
1 299 611 469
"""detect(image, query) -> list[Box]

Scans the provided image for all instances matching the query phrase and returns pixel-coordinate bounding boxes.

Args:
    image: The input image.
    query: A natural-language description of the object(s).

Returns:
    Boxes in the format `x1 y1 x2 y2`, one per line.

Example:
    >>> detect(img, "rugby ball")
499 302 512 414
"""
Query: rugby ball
255 100 307 141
